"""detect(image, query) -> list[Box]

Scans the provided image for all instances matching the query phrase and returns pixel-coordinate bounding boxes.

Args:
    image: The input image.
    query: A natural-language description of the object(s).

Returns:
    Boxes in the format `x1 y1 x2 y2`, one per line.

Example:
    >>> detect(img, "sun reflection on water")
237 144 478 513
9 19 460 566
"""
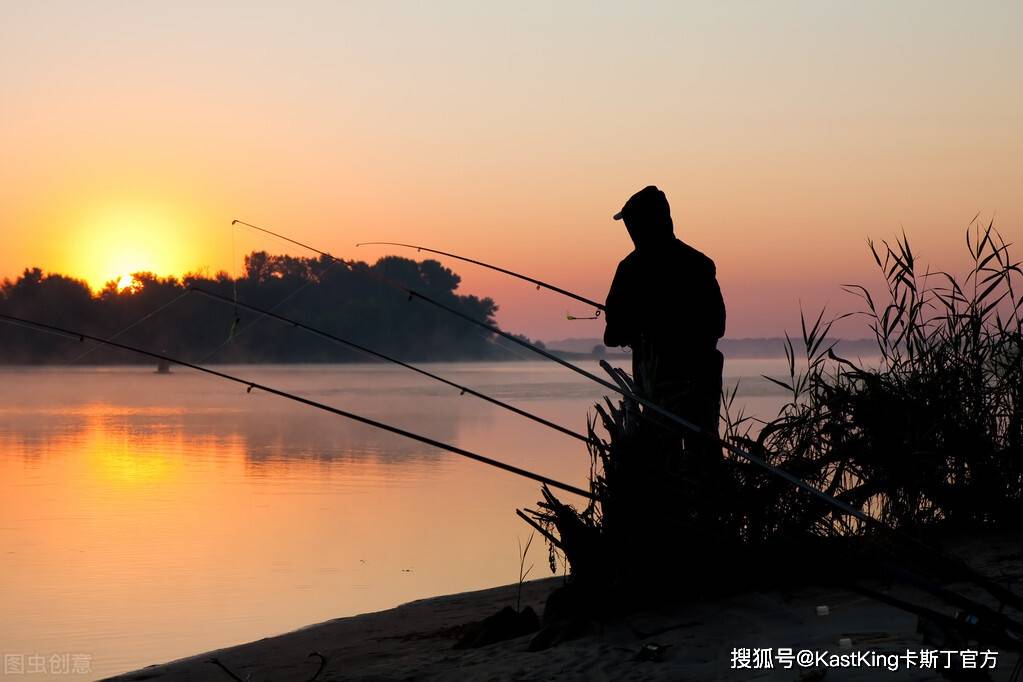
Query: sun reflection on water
0 361 787 679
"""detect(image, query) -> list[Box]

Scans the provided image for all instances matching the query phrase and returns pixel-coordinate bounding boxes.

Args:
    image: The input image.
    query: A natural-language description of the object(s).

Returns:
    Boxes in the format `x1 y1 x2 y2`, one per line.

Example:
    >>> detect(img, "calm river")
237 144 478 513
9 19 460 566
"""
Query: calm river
0 360 789 679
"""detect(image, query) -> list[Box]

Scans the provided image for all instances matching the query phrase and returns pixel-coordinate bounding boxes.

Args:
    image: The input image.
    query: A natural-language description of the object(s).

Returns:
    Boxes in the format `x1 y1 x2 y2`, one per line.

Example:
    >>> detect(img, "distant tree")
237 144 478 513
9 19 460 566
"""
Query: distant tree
0 252 536 365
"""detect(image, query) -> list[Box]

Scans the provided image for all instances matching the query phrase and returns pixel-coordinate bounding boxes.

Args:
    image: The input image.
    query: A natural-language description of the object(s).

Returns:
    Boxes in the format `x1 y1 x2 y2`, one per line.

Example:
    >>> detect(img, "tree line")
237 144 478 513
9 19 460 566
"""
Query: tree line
0 252 538 364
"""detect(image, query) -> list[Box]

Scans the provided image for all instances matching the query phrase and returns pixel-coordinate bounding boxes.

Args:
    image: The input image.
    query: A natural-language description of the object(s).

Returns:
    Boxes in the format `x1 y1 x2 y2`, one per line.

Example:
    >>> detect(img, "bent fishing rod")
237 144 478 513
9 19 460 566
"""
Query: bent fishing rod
27 310 1014 651
188 286 596 447
0 312 593 501
234 219 877 522
234 218 1023 612
354 240 605 315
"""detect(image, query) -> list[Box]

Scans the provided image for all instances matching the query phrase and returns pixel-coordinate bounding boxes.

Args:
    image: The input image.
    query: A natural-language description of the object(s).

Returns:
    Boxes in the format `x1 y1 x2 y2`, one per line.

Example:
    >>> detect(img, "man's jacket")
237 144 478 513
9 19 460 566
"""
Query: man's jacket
603 237 725 354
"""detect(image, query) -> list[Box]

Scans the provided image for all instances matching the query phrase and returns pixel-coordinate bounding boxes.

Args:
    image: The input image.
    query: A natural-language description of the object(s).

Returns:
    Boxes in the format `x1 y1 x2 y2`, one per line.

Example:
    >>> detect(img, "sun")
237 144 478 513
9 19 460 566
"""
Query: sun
115 274 137 292
67 201 199 291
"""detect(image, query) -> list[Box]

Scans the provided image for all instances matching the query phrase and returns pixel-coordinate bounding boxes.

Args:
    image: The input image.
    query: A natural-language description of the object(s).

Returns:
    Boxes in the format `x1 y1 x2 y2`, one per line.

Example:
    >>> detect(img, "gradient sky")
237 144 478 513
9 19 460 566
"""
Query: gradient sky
2 1 1020 340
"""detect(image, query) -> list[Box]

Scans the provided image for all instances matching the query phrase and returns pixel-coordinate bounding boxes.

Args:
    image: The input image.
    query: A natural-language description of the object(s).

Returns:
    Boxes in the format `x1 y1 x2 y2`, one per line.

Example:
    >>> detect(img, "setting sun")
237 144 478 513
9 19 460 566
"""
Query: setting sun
66 201 203 291
115 274 136 292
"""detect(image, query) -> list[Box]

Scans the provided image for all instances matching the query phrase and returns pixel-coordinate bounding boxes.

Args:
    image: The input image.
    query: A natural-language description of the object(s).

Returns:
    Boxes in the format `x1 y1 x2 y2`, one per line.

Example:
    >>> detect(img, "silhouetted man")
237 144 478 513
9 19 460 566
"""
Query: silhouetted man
603 186 726 448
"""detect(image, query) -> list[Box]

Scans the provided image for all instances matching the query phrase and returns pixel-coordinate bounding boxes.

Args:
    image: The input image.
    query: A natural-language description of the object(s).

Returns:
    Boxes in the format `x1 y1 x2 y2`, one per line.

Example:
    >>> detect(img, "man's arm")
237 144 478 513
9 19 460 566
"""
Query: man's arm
708 263 726 339
603 260 634 347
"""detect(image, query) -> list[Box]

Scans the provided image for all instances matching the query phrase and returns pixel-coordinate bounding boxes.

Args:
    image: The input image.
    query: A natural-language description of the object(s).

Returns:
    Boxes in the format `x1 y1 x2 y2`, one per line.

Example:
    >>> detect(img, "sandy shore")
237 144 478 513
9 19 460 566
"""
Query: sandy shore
107 535 1022 681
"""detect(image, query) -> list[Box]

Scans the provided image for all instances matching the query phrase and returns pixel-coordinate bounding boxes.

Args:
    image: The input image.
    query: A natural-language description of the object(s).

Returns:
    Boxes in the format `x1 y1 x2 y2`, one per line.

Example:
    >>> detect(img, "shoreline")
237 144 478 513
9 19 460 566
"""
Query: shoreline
104 534 1023 681
105 578 563 682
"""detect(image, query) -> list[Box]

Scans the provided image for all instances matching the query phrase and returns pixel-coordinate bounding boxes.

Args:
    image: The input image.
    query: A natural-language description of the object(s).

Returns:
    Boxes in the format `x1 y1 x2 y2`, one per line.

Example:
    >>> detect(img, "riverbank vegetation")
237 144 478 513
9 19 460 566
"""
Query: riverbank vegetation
751 222 1022 533
0 252 529 363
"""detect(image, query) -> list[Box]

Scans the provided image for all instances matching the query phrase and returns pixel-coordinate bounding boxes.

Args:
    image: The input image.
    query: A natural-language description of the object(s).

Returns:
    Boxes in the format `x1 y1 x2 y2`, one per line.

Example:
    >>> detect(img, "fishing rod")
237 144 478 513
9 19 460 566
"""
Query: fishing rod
188 286 597 447
354 241 605 315
234 218 1023 614
0 312 594 501
235 219 875 522
8 310 1020 651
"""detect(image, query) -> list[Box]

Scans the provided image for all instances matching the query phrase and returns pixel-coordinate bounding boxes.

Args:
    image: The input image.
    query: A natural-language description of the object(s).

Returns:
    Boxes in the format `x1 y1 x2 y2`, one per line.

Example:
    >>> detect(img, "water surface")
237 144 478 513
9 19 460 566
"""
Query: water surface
0 360 788 679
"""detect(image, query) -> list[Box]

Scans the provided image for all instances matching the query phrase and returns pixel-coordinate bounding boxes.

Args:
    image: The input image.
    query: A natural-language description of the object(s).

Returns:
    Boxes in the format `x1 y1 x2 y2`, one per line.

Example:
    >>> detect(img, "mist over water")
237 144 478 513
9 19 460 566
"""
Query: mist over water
0 360 788 679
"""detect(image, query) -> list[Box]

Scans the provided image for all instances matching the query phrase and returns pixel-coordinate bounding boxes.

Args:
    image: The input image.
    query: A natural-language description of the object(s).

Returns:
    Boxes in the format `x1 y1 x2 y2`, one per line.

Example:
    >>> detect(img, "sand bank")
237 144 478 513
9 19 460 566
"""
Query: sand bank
108 534 1022 681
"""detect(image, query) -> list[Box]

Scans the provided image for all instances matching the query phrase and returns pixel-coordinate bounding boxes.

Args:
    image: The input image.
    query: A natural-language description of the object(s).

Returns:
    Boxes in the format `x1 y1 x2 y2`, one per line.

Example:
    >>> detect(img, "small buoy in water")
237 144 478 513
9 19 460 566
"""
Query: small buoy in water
816 605 830 616
838 637 852 649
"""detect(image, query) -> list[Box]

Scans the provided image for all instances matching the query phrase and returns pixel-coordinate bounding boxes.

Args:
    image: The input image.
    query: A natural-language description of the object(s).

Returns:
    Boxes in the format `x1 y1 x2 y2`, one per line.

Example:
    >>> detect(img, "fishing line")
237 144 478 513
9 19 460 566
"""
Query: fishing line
67 289 193 364
194 257 344 365
0 311 595 501
62 233 333 368
65 219 252 366
229 222 241 339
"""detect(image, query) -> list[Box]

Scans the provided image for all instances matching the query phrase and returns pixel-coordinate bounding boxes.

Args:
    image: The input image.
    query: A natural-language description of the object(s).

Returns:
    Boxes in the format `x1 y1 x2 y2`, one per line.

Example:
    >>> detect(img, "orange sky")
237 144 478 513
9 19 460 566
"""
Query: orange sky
1 2 1020 339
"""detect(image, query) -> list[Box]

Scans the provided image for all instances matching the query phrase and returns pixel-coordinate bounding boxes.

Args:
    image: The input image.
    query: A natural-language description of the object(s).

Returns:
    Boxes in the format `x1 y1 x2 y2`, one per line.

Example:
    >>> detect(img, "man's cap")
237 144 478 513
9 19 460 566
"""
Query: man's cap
613 185 670 223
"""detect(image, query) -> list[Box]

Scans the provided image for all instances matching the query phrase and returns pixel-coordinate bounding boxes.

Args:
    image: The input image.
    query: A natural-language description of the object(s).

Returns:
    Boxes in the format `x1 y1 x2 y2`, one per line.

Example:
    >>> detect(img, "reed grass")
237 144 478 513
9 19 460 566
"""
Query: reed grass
529 220 1022 590
750 220 1022 533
